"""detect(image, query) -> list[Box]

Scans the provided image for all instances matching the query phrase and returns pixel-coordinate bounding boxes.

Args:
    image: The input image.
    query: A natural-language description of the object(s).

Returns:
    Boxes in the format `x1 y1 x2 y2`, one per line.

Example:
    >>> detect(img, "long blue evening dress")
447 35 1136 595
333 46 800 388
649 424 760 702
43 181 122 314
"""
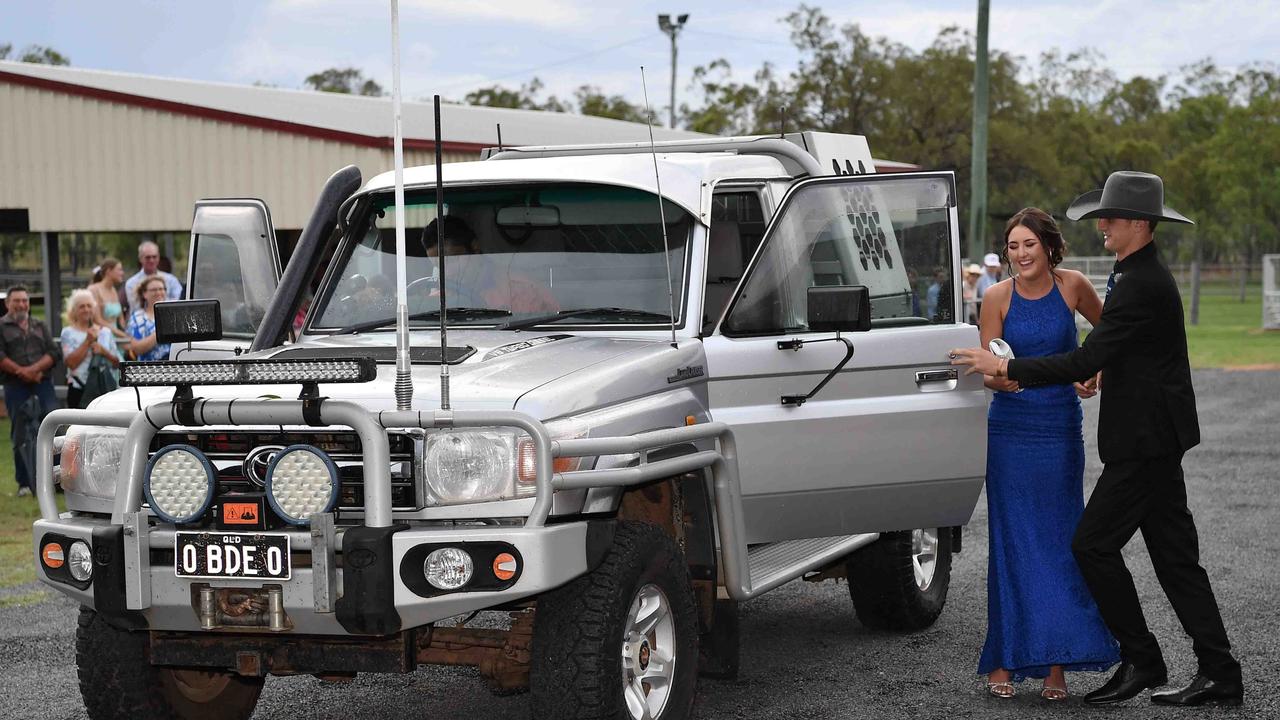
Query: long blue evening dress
977 278 1120 681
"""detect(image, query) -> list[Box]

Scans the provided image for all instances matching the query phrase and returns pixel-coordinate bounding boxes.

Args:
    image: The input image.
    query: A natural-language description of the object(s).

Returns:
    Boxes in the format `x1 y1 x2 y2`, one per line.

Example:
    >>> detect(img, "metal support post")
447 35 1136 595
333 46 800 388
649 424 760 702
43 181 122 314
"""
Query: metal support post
968 0 990 261
39 231 62 338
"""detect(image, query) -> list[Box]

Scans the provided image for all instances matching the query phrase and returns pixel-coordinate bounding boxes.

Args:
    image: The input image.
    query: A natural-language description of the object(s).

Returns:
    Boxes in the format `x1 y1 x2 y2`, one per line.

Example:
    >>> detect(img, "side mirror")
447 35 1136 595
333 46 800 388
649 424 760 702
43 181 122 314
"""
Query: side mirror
154 299 224 344
807 285 871 332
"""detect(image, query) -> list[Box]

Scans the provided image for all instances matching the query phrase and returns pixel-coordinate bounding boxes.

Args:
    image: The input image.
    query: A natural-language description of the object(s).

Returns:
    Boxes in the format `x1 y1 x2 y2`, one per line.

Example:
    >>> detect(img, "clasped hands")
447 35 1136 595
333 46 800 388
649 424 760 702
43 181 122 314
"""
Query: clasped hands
949 348 1100 399
14 364 45 384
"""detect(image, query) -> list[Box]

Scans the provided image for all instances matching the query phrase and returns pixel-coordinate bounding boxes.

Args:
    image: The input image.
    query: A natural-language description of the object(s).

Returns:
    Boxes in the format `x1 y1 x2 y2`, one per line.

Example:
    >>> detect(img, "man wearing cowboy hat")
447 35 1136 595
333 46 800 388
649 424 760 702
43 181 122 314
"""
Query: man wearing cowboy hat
950 171 1242 707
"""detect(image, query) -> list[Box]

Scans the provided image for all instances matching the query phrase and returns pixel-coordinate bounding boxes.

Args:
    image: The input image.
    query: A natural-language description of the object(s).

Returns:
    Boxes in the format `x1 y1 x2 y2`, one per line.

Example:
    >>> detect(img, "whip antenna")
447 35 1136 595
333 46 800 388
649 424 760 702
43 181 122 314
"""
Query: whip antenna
390 0 412 411
640 66 678 349
435 95 450 409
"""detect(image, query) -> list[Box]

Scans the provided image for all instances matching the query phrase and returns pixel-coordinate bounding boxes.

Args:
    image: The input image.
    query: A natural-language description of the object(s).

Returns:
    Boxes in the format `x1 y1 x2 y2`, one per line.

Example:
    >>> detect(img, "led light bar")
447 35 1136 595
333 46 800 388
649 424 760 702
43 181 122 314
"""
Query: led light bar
120 358 377 387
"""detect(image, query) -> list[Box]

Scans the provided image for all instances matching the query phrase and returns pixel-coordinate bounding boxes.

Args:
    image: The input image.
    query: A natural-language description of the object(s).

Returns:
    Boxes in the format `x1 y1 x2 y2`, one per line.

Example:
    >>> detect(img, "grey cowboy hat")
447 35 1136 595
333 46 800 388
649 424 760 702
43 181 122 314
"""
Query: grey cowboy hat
1065 170 1194 225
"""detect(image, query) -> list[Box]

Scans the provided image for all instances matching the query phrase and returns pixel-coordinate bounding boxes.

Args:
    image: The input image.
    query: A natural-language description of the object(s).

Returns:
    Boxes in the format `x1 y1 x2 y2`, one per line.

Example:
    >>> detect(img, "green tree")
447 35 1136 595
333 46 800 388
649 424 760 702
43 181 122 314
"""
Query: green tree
462 78 645 122
447 4 1280 268
464 77 569 113
304 67 382 96
680 59 787 136
573 86 646 123
0 43 70 65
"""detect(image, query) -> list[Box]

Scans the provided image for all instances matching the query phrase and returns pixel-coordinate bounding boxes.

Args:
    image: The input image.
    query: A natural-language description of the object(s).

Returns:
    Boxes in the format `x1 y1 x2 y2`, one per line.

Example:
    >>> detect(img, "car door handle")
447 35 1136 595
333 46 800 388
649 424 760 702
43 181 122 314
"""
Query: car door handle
915 369 958 384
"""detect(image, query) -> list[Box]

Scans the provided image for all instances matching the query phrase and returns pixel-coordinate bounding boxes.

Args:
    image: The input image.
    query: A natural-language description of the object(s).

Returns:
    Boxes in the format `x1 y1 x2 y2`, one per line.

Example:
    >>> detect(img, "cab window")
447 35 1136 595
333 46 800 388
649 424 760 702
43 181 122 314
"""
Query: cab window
723 175 955 335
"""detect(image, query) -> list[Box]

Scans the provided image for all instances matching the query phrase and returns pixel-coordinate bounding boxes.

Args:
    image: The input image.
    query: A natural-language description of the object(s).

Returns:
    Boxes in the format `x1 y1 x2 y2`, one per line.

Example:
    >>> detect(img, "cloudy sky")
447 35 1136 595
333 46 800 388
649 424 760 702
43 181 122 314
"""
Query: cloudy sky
6 0 1277 118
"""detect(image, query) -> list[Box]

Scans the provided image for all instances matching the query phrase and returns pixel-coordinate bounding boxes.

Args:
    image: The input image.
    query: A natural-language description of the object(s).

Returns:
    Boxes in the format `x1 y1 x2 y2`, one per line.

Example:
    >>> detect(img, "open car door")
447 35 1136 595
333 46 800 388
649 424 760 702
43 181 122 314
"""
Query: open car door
174 199 281 359
702 172 988 544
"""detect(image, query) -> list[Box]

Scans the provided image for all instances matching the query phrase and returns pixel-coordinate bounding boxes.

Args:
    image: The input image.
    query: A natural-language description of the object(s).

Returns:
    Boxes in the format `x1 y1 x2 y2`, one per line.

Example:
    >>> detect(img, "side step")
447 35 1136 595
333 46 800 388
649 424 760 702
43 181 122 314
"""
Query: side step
744 533 879 597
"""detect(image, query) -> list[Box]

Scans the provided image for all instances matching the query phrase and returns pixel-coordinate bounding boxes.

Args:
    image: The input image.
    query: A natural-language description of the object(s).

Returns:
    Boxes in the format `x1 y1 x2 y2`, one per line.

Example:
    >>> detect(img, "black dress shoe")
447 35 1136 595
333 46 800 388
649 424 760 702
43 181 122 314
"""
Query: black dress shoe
1084 661 1168 705
1151 674 1243 706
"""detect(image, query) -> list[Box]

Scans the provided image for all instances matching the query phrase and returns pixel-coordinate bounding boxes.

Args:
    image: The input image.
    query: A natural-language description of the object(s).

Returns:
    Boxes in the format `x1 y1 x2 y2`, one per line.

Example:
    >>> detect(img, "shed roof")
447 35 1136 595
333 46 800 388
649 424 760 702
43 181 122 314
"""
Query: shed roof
0 60 708 152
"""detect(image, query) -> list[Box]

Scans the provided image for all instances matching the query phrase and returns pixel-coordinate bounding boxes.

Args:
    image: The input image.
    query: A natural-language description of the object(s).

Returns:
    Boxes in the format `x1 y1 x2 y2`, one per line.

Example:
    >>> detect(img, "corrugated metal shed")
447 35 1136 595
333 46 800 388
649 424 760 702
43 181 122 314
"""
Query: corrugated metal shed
0 61 707 232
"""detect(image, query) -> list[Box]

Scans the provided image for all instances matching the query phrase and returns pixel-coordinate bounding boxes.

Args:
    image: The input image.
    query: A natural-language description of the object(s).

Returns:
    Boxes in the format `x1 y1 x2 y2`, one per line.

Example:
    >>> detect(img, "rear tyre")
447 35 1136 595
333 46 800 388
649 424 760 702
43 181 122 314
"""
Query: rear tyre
845 527 953 631
76 607 263 720
530 522 699 720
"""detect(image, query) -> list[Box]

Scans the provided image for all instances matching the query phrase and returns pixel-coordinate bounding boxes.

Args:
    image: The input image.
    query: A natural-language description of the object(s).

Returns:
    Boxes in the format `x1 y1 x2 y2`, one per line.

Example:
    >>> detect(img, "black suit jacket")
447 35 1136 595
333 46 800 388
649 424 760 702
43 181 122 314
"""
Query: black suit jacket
1007 242 1199 462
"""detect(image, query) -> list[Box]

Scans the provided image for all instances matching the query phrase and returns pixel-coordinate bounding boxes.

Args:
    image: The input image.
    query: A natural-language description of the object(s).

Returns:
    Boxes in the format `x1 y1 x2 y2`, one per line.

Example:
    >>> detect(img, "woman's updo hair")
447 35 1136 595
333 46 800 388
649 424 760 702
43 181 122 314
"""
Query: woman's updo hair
64 288 97 326
92 258 121 284
1001 207 1065 268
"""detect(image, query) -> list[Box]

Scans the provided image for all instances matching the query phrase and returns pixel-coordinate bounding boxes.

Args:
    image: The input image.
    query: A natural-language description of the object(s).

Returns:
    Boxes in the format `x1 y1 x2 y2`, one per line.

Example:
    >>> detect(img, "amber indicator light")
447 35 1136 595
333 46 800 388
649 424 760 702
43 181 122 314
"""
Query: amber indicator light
41 543 65 569
492 553 518 581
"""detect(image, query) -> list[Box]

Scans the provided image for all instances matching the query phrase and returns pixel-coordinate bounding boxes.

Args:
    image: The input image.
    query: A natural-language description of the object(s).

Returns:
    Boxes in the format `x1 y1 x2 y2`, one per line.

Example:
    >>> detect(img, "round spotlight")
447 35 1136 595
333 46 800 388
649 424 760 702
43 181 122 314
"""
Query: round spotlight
265 445 339 526
144 445 215 524
423 547 473 590
68 541 93 582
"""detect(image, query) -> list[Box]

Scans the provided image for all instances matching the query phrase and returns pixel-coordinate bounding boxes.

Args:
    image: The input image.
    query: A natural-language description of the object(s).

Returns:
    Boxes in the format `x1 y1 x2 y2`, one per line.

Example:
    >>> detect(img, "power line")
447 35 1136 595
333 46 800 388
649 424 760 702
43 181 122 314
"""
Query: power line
684 28 792 47
435 35 652 91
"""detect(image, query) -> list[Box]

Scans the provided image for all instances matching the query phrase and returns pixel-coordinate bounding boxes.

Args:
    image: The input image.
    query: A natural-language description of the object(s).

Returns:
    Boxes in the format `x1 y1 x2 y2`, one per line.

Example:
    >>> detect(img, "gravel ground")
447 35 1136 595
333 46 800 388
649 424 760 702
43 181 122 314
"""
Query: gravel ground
2 368 1276 719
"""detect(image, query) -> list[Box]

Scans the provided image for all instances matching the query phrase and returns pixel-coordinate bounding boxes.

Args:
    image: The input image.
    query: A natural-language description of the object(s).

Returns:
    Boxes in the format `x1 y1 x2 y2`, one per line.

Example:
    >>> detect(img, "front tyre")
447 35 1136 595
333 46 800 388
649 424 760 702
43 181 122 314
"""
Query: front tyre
531 522 699 720
76 608 263 720
845 527 953 631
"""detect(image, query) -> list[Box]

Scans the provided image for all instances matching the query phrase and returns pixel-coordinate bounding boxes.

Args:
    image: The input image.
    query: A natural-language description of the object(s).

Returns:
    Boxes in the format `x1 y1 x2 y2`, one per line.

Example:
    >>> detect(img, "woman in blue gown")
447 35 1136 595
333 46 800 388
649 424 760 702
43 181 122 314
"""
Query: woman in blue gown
977 208 1120 700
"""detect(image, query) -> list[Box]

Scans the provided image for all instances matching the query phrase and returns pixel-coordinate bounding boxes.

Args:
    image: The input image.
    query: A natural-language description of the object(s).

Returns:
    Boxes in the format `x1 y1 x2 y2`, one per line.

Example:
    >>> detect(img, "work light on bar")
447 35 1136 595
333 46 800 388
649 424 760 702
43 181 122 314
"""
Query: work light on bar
120 358 377 387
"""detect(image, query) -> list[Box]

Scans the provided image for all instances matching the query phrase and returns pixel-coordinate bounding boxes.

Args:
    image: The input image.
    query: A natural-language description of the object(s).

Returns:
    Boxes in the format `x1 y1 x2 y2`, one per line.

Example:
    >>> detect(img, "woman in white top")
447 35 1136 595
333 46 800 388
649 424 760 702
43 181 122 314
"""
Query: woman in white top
60 289 121 408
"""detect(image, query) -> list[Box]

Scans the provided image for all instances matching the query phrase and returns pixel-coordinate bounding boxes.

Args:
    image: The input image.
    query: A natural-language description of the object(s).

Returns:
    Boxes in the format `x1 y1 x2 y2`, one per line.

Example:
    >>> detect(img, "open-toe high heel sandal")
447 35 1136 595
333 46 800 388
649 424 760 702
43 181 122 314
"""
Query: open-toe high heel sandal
1040 683 1068 701
987 681 1016 698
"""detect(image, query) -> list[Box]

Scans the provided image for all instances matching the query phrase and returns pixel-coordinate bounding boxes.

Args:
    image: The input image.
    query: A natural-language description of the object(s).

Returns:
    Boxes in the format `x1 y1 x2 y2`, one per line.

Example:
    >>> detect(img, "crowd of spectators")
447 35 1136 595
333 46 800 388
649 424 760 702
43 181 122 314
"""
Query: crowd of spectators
1 239 183 496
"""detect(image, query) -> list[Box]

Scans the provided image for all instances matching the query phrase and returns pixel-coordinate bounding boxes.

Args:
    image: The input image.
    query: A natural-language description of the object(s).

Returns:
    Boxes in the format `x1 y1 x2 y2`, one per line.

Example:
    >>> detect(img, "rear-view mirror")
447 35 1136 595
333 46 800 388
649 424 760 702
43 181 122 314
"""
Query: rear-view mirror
495 205 560 227
155 299 224 344
807 285 871 332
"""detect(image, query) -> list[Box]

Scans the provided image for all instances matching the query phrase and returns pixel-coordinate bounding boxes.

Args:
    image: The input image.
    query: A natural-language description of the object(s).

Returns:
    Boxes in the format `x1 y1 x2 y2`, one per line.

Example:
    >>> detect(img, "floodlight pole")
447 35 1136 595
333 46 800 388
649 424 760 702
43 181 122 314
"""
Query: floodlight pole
968 0 990 261
657 13 689 128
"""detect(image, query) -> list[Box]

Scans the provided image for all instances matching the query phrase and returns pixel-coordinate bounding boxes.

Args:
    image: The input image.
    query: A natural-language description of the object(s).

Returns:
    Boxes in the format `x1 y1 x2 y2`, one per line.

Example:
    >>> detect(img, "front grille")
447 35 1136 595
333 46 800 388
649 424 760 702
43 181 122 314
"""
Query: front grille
150 430 419 511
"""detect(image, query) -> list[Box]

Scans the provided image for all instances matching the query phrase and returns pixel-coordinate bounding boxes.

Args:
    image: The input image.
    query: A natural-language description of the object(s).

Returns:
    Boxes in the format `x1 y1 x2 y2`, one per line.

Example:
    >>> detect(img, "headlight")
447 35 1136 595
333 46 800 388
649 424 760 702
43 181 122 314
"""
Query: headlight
60 426 127 500
421 420 591 505
144 445 215 524
266 445 339 525
423 429 517 504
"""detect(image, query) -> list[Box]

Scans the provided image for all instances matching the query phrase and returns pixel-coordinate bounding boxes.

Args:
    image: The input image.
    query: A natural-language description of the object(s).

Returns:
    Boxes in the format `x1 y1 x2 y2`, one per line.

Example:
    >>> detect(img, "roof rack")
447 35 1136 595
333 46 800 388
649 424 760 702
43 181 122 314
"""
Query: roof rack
481 134 826 177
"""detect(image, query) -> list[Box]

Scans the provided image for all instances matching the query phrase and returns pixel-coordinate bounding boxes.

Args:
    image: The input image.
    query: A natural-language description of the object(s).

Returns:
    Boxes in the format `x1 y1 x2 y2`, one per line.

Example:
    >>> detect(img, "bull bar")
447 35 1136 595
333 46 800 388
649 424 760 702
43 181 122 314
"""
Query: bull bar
33 399 815 632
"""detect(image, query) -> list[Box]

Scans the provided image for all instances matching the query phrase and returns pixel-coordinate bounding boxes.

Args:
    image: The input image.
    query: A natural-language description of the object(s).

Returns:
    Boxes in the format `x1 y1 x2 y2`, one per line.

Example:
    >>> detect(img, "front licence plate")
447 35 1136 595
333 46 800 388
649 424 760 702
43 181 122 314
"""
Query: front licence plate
175 532 290 580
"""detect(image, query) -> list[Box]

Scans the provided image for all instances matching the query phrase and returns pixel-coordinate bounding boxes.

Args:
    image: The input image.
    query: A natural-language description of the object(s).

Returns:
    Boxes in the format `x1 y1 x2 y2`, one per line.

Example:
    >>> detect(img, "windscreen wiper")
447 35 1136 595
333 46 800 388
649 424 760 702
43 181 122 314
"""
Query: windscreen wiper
496 307 672 331
331 308 511 336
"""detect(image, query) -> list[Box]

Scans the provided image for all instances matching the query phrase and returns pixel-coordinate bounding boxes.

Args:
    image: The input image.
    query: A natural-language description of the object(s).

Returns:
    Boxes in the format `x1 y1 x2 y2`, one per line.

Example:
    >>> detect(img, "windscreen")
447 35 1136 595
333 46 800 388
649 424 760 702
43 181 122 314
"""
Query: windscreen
312 183 691 330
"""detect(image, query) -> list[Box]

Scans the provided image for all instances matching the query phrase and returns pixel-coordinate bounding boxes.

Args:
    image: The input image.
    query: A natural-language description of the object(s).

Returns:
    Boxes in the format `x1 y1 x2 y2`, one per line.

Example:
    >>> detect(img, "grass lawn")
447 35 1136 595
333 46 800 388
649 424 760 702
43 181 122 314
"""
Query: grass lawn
0 418 47 591
1184 290 1280 368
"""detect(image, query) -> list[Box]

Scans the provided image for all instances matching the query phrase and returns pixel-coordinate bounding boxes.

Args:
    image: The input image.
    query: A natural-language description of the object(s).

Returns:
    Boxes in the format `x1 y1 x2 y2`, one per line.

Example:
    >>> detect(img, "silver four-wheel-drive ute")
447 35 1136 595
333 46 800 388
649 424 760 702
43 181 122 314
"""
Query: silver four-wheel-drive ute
33 131 986 720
